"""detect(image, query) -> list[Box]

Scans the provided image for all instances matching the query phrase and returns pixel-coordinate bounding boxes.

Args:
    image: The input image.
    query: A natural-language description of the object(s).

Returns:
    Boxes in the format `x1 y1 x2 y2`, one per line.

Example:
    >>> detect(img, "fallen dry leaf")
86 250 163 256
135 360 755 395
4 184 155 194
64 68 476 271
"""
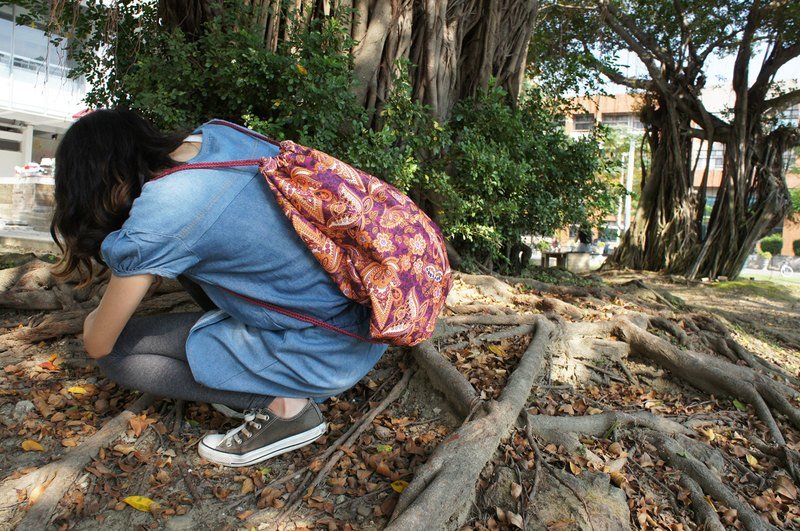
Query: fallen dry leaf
391 480 409 493
128 414 155 437
21 440 43 452
123 496 158 512
775 475 797 500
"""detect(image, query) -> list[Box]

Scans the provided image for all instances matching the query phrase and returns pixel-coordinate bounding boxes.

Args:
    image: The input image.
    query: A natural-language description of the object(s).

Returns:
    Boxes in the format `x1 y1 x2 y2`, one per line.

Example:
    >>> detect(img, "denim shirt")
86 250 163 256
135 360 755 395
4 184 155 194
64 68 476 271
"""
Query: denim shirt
101 121 387 399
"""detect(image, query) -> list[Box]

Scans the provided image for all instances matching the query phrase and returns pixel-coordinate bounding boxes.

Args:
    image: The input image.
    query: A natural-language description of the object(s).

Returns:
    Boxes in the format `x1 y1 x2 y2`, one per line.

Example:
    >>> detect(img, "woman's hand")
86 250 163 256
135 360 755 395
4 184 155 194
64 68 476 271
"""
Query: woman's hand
83 274 154 359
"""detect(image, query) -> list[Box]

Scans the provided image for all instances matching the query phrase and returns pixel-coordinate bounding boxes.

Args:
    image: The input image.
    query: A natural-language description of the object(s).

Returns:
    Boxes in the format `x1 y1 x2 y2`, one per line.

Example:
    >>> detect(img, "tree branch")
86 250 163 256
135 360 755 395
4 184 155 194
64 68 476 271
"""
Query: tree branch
762 88 800 114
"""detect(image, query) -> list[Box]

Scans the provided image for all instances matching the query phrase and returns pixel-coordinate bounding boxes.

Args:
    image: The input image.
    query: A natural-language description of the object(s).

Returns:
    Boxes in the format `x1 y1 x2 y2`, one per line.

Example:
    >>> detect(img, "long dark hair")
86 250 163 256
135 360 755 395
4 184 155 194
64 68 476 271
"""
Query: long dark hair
51 108 187 285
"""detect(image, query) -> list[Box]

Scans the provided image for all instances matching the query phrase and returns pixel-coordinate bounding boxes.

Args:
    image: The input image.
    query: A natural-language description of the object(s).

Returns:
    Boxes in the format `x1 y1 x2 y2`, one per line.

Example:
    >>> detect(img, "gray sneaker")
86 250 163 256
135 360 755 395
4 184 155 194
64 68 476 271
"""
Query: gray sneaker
198 401 326 467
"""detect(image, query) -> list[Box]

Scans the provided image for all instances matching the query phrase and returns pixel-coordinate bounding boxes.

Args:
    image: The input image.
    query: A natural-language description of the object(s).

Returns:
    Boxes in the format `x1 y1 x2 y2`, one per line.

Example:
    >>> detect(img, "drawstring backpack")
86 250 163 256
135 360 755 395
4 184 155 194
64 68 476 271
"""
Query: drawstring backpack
153 120 452 347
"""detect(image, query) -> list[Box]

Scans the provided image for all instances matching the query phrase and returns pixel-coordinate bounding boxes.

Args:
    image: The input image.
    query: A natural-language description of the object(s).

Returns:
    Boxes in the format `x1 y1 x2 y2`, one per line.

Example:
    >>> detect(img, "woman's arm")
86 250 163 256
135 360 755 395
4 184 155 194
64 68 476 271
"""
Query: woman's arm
84 274 154 359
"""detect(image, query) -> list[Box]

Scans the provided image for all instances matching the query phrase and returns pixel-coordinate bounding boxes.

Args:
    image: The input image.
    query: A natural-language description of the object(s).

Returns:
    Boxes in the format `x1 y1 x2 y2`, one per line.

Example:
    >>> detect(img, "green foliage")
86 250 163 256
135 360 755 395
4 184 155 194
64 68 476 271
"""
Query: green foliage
22 0 620 273
791 188 800 218
445 83 622 267
536 240 551 253
793 239 800 257
760 234 783 256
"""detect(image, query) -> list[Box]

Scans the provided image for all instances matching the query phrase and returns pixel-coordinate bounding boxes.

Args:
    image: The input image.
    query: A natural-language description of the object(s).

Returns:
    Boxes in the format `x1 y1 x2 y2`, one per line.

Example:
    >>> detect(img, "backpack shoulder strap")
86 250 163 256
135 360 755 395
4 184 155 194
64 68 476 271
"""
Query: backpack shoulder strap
146 122 376 343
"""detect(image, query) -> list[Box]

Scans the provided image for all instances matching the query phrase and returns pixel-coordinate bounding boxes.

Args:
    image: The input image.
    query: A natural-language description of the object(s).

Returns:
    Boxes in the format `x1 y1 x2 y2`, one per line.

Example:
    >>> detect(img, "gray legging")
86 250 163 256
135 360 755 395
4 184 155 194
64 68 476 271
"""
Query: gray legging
96 279 274 411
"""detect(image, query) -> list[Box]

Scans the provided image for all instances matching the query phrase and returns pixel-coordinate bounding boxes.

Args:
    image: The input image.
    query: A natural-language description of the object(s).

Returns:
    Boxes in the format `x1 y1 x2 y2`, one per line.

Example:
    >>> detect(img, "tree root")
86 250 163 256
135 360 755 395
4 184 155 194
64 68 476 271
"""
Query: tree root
678 475 726 531
387 318 553 529
0 394 156 530
535 296 584 320
0 291 194 348
411 341 479 418
453 273 518 301
442 324 535 353
249 369 414 527
499 274 617 299
444 314 541 326
526 410 691 465
689 313 800 387
614 317 800 445
645 432 778 531
447 303 516 315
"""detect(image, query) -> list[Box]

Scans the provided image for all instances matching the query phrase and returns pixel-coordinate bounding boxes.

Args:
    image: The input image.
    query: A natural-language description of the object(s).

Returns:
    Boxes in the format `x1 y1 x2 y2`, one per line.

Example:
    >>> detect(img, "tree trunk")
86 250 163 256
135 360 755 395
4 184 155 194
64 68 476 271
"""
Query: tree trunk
610 96 700 273
611 99 796 280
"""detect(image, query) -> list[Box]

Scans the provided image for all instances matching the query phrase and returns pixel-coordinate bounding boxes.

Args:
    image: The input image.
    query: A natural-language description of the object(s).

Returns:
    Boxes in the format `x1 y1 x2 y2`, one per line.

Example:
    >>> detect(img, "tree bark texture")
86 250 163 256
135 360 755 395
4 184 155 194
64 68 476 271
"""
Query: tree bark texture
159 0 540 121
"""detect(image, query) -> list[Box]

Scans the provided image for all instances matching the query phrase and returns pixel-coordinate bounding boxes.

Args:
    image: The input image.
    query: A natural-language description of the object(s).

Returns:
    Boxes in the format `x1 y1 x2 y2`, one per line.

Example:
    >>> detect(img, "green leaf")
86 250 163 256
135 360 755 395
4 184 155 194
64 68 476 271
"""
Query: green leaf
376 444 393 453
733 400 747 412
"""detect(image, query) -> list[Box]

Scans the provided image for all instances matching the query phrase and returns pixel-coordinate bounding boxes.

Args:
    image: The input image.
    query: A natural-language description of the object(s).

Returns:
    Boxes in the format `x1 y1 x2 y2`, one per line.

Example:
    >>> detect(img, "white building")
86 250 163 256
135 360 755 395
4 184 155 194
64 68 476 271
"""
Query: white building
0 4 85 177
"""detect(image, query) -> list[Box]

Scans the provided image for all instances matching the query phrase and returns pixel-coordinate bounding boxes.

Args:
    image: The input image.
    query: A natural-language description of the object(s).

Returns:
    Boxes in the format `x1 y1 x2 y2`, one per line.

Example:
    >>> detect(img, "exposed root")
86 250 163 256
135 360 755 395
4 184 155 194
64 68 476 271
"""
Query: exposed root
690 313 800 387
645 432 778 531
388 318 553 529
521 414 543 501
535 296 584 320
454 273 517 301
526 410 691 465
614 317 800 445
679 475 726 531
447 303 516 315
0 291 194 348
444 314 541 326
499 274 617 299
442 323 535 352
649 316 690 346
412 341 479 418
1 394 156 530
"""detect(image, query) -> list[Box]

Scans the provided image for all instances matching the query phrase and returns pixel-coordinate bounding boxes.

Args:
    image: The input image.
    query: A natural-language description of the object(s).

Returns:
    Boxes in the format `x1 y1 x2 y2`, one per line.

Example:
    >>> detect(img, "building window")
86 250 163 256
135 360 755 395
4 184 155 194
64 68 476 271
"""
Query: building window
0 139 20 151
696 144 725 169
601 113 631 128
778 106 800 127
0 7 74 76
709 146 724 169
573 114 595 131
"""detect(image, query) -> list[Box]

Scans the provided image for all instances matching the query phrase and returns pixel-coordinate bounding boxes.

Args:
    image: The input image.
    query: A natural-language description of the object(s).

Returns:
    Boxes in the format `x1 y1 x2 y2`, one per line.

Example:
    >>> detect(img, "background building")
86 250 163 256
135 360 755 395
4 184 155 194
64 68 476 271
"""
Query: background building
0 4 85 176
0 5 84 246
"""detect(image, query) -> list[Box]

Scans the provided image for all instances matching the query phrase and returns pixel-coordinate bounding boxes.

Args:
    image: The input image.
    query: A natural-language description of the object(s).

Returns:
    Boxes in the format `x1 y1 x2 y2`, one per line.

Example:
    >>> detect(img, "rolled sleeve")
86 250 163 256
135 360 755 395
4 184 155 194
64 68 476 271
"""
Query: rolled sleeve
101 229 199 278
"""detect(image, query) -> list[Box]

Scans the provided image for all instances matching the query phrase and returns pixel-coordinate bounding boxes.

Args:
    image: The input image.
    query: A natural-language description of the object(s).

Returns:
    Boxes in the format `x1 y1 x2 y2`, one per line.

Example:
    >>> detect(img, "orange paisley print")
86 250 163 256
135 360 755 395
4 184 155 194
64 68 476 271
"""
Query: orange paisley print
260 141 452 346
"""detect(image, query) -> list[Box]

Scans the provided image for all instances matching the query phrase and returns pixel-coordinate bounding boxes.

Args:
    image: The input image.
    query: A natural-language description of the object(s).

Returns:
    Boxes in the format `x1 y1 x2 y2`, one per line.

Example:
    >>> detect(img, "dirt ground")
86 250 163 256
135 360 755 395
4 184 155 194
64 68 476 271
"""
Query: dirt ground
602 270 800 375
1 255 800 530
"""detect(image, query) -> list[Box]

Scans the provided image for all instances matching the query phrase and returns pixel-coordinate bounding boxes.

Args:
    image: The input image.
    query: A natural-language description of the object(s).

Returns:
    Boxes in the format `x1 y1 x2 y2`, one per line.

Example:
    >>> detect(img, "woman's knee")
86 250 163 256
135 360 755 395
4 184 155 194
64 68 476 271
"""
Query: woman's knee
94 351 131 386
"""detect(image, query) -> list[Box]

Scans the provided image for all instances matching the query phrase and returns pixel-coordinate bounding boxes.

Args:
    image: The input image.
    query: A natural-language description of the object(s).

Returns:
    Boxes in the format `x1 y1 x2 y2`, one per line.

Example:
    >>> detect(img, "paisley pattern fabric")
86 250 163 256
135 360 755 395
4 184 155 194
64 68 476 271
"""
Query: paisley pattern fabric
260 141 452 346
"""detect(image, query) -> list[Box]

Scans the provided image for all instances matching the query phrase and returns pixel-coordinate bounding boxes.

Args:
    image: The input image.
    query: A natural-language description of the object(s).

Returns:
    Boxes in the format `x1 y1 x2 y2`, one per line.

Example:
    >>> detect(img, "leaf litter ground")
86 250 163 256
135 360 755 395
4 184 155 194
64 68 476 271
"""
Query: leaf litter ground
1 263 800 529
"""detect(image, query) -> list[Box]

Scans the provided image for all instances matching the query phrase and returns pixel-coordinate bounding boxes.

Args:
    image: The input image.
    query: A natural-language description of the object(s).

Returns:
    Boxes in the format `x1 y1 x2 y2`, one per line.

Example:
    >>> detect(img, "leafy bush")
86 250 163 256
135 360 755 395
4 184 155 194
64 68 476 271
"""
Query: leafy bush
760 234 783 256
445 84 621 268
793 239 800 256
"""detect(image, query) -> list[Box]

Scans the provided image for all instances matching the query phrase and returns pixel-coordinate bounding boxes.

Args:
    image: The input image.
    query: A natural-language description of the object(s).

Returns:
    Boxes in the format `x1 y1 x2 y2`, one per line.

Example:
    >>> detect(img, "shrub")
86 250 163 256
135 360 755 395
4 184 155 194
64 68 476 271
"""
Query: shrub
793 239 800 256
760 234 783 256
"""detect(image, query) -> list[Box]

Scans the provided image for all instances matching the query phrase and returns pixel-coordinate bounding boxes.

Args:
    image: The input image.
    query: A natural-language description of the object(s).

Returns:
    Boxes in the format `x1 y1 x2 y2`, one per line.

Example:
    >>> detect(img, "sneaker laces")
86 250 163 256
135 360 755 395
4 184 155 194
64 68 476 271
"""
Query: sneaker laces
223 410 271 447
